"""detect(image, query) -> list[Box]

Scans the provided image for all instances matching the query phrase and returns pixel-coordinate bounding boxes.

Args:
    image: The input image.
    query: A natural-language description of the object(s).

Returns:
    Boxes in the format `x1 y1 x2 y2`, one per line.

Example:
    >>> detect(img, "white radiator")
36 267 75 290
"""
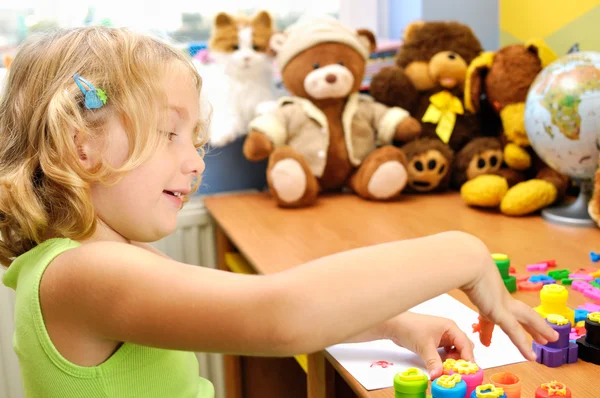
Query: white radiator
0 196 224 398
0 284 24 398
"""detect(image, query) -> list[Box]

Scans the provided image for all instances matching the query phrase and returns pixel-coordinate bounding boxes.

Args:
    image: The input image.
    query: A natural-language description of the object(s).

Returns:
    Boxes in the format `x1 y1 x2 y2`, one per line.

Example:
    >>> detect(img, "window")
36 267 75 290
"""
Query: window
0 0 349 62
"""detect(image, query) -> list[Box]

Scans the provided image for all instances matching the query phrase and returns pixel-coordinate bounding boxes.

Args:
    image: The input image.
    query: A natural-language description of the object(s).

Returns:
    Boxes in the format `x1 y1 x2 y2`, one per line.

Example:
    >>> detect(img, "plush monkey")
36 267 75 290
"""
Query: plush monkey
461 41 570 216
242 16 422 208
370 21 493 193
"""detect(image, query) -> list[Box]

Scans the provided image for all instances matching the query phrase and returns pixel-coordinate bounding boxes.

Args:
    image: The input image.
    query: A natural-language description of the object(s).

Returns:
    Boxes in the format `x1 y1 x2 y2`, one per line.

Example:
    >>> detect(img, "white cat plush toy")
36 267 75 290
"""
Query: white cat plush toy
197 10 280 147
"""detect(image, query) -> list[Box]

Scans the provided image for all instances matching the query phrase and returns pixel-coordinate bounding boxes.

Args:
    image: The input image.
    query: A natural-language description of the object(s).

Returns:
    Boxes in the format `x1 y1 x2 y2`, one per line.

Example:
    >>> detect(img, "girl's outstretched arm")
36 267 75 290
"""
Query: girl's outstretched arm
41 231 555 359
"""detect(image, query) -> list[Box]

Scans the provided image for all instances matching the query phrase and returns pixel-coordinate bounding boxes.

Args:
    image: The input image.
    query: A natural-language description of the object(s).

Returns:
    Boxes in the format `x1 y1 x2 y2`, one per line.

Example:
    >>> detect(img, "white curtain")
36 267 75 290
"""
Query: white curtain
0 268 24 398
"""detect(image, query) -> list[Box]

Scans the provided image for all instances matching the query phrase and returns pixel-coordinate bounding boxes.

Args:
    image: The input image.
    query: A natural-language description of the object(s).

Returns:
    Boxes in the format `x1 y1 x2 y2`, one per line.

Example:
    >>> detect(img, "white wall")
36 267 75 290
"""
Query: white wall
385 0 500 50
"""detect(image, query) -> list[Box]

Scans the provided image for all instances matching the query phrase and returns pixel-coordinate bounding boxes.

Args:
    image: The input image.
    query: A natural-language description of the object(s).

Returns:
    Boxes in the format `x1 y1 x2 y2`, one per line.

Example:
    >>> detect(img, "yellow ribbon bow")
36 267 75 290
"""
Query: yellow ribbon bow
421 90 464 144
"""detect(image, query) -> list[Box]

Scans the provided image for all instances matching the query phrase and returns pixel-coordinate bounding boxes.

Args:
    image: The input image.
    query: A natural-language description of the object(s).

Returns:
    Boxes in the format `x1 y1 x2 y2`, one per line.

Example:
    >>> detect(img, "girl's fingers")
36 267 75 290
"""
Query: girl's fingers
513 301 559 342
496 312 537 361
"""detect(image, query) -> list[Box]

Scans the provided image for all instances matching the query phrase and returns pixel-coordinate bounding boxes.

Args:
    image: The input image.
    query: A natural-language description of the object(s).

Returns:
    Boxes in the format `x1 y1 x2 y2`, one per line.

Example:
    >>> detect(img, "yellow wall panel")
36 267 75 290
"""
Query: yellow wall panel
500 2 600 52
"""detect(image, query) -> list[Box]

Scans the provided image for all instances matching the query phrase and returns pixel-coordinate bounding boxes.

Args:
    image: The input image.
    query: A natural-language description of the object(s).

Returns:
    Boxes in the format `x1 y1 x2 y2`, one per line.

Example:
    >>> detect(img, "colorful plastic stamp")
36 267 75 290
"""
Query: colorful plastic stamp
528 275 555 285
441 359 483 398
578 302 600 312
472 315 494 347
518 281 543 291
489 372 521 398
568 273 593 281
585 287 600 301
393 367 429 398
470 384 506 398
532 314 578 367
575 309 590 323
576 312 600 365
572 279 593 293
526 263 549 272
548 269 570 280
534 285 574 325
431 374 466 398
534 381 571 398
526 260 557 271
590 251 600 262
492 254 517 293
511 273 529 282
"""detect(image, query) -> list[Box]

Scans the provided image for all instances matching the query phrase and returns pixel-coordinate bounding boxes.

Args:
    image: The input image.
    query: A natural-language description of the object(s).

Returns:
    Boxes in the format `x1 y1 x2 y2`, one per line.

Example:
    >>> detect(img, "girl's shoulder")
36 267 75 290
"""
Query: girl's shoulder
2 237 80 290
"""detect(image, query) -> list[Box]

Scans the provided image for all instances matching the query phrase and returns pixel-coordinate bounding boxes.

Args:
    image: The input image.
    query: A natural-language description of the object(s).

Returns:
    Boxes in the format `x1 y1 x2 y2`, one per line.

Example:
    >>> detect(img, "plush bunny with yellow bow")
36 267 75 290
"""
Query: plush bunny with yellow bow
371 21 500 193
460 40 570 216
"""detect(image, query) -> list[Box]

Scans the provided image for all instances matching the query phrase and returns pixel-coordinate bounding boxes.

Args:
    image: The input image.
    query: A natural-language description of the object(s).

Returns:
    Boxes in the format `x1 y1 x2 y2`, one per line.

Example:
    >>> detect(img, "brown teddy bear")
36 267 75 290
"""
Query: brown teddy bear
370 21 500 193
242 16 422 208
460 40 570 216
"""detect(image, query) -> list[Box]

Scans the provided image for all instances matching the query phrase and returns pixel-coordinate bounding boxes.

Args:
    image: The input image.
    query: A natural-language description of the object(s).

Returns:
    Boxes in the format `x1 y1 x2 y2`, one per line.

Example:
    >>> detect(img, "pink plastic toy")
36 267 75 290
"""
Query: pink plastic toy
568 273 593 281
584 288 600 301
442 359 483 398
578 303 600 312
527 263 549 272
572 280 592 293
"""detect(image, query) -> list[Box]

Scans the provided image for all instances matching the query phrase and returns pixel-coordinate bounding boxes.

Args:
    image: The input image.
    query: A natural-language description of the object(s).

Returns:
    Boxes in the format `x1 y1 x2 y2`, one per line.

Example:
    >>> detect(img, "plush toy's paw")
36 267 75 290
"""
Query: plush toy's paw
266 146 319 208
500 179 557 216
394 116 422 142
367 161 408 199
460 175 508 208
369 66 418 110
269 158 307 203
504 143 531 171
243 130 274 161
349 146 408 200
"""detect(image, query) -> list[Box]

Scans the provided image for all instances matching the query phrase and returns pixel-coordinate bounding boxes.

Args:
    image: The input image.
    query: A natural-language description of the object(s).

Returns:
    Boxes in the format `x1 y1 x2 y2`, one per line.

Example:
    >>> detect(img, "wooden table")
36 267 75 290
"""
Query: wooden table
204 191 600 398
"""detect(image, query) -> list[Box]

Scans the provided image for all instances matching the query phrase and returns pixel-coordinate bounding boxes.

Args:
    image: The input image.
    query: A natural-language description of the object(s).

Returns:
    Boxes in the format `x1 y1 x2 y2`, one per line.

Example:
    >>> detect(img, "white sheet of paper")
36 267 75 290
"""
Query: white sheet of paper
325 294 526 391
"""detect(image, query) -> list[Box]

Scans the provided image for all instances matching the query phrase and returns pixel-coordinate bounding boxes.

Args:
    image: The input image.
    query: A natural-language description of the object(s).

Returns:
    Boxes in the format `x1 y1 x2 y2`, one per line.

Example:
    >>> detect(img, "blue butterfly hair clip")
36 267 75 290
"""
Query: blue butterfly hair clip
73 73 107 109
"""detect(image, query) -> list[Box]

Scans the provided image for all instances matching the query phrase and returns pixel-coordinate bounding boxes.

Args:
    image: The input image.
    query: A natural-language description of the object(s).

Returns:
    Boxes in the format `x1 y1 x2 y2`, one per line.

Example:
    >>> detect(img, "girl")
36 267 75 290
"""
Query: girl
0 27 556 398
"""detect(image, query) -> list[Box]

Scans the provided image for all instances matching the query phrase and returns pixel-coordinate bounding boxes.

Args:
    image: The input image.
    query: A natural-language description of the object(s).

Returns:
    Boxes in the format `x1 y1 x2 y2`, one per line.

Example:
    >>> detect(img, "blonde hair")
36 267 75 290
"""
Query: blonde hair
0 26 207 267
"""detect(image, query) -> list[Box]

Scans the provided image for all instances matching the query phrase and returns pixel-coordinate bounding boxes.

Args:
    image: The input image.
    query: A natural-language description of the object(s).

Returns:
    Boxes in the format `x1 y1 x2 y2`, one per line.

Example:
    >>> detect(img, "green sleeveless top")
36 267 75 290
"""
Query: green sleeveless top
2 238 214 398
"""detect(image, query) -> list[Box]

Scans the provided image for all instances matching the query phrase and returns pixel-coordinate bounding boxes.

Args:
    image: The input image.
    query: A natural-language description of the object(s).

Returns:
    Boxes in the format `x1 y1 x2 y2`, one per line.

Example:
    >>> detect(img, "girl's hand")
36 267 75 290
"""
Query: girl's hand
461 257 559 361
385 312 475 380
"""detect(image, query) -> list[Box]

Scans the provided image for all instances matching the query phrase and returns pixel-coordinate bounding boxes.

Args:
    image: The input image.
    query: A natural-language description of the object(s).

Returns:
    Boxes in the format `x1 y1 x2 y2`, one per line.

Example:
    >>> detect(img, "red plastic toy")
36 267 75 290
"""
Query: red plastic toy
518 281 543 291
472 315 494 347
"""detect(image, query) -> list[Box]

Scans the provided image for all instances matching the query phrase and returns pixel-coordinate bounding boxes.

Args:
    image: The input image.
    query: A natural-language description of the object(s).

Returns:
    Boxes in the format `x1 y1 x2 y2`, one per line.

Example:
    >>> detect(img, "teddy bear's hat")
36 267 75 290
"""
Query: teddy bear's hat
272 15 371 70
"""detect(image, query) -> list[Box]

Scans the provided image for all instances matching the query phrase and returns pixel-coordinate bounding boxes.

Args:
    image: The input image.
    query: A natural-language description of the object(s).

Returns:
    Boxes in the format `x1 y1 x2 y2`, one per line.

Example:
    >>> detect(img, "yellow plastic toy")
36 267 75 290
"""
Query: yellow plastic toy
534 285 574 325
436 374 463 388
474 384 505 398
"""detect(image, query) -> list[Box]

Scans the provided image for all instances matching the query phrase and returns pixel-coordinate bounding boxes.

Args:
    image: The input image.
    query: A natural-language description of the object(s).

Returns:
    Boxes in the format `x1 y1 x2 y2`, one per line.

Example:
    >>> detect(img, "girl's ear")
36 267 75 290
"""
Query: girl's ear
73 132 98 170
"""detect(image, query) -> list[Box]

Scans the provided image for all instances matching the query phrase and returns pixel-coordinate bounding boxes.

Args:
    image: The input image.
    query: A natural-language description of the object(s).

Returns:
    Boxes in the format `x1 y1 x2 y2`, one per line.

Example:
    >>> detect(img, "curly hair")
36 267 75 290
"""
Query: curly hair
0 26 208 267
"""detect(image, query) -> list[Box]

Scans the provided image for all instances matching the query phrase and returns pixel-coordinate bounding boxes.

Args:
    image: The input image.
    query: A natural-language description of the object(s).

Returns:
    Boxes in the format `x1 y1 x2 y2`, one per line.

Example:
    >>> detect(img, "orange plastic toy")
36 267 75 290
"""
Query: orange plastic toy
472 315 494 347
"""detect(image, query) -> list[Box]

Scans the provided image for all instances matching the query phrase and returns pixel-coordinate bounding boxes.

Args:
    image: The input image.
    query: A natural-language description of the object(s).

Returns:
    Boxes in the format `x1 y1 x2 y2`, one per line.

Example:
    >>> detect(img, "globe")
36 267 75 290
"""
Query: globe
524 51 600 227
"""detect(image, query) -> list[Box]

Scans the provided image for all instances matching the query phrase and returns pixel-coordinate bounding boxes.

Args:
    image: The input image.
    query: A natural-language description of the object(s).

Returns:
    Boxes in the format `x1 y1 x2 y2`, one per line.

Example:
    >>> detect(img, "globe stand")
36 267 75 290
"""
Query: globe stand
541 179 596 227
